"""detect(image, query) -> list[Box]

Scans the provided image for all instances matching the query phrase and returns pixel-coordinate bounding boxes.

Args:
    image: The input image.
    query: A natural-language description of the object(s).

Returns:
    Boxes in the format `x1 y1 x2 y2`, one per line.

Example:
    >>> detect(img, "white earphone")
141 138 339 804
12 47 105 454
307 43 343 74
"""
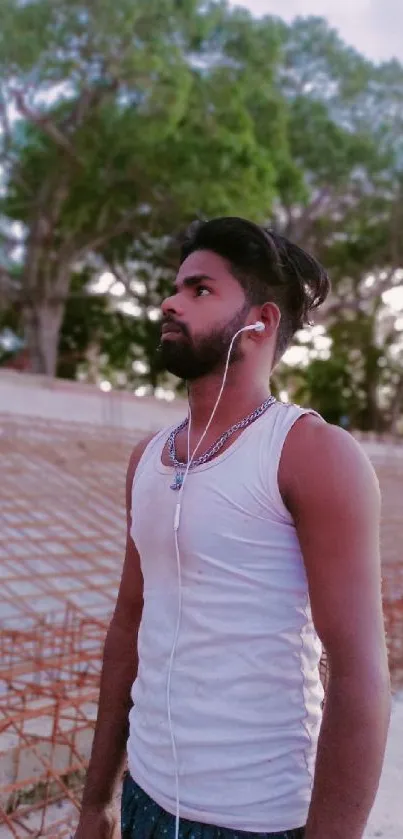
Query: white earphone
247 320 265 333
167 319 265 839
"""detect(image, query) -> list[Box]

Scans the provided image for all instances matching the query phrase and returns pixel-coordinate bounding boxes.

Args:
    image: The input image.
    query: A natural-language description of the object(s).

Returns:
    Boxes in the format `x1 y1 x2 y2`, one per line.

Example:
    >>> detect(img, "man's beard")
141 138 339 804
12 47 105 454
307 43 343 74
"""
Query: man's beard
158 302 251 381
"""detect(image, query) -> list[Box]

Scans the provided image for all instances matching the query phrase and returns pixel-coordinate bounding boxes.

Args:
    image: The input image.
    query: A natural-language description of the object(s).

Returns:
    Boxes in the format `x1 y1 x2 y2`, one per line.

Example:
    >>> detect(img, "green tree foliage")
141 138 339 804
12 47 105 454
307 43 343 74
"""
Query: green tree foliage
269 16 403 432
0 3 402 431
0 0 292 375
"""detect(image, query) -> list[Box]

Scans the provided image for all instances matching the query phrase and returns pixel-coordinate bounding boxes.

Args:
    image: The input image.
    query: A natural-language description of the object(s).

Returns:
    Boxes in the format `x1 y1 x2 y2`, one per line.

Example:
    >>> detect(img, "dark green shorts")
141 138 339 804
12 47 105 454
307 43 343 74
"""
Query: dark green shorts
121 773 305 839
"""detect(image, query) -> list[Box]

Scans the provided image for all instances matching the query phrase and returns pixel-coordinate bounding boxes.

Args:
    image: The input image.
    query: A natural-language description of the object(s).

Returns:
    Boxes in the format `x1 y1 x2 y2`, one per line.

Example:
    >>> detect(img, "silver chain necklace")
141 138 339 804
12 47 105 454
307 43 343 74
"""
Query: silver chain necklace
167 395 276 490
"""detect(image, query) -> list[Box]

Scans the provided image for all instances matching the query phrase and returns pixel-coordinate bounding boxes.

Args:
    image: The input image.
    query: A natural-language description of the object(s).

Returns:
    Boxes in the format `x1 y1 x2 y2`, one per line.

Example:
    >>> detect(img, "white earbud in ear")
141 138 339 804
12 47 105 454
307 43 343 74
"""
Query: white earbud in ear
241 321 265 335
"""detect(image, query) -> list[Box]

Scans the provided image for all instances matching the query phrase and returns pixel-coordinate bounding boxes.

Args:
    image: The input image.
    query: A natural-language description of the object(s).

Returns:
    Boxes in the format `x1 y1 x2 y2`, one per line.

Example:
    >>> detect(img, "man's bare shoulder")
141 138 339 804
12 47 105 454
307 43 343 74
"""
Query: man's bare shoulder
279 412 379 505
127 433 156 478
125 432 160 513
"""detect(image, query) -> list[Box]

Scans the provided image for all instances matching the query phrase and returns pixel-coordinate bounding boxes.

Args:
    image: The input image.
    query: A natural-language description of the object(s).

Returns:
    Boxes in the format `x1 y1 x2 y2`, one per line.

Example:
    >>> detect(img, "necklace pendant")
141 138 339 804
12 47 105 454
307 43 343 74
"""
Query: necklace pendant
170 471 184 491
167 396 276 490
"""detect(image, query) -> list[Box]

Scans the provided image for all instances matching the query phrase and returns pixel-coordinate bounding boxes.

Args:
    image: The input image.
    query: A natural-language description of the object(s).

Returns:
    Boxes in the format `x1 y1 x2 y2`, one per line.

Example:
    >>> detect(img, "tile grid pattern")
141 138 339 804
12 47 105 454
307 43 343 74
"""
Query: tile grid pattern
0 414 402 838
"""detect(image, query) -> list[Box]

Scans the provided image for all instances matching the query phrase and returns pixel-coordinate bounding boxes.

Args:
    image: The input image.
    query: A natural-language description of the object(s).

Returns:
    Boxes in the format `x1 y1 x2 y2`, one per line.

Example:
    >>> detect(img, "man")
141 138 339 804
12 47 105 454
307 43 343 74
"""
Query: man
75 217 390 839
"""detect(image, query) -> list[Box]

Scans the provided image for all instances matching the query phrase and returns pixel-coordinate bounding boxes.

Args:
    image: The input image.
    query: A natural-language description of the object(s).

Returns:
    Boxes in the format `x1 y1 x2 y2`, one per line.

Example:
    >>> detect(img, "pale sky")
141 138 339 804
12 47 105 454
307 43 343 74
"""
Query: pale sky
231 0 402 63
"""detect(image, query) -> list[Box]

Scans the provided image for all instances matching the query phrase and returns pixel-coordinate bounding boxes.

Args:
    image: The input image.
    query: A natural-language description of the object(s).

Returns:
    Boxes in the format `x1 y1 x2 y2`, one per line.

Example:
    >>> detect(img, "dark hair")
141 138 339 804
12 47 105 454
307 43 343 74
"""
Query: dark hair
179 217 331 366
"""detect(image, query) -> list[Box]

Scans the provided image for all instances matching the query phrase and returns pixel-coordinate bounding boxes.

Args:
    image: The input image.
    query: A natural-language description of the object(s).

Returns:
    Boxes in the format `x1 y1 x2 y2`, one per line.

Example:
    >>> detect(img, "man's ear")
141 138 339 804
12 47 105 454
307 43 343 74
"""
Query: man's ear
259 301 281 335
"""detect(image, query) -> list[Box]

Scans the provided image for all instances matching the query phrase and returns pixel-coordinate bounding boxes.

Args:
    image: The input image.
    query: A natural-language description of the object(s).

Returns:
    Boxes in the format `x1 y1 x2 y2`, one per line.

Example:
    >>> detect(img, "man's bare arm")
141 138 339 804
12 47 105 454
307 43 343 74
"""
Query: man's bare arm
75 436 153 836
280 417 391 839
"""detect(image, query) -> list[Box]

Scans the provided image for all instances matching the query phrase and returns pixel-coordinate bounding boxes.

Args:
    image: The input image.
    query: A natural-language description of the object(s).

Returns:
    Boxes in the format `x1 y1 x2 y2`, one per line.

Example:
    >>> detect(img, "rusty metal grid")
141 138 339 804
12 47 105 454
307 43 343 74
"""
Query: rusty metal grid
0 413 402 837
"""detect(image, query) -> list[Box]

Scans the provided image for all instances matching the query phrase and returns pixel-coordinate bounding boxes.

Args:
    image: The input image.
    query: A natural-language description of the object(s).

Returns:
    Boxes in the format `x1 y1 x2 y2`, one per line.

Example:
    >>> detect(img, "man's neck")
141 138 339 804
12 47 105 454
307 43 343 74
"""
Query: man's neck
186 372 271 435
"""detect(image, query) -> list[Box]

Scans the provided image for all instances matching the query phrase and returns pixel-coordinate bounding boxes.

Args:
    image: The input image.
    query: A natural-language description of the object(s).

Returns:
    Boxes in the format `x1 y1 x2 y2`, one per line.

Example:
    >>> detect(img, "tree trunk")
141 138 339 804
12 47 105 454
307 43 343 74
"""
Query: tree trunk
387 374 403 436
23 301 66 377
366 381 381 433
85 338 102 384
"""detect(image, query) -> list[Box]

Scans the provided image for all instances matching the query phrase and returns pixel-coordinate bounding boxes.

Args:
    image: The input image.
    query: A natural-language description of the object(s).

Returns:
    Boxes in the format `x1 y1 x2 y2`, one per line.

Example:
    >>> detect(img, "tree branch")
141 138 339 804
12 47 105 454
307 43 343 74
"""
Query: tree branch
388 373 403 433
106 261 135 296
61 80 119 132
50 212 142 299
11 89 82 165
0 86 33 193
0 85 12 155
315 278 403 325
359 268 403 302
0 264 21 305
283 187 334 242
75 212 140 260
0 230 25 249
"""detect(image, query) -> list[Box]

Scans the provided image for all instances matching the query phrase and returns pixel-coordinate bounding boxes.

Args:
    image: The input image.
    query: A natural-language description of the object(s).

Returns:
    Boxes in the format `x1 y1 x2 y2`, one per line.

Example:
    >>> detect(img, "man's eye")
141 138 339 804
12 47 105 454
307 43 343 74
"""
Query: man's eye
195 285 211 297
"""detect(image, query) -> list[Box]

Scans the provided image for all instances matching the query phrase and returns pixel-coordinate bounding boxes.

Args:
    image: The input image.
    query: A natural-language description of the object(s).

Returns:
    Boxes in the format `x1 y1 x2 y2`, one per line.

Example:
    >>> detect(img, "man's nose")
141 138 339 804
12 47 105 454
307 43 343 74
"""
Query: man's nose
161 292 184 318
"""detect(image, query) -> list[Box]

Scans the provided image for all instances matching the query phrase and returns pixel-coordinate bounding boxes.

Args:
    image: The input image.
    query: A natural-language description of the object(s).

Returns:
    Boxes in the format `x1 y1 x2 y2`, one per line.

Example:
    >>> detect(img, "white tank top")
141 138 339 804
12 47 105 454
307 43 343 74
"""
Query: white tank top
127 401 324 832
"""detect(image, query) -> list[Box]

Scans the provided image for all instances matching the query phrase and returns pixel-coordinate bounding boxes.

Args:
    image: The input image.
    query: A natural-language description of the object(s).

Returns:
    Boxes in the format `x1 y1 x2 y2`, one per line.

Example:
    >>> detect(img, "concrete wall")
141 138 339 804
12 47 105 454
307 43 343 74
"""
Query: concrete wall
0 370 186 431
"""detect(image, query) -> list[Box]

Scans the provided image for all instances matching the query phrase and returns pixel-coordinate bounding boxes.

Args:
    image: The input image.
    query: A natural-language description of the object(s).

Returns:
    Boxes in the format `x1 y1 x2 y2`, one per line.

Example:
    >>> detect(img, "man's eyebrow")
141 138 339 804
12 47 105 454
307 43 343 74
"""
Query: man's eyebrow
174 273 217 290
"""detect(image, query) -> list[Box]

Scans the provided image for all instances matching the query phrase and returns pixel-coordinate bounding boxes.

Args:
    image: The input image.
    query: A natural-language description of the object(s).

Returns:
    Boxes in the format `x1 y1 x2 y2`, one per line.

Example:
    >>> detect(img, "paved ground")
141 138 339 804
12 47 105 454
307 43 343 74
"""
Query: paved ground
365 691 403 838
0 406 402 838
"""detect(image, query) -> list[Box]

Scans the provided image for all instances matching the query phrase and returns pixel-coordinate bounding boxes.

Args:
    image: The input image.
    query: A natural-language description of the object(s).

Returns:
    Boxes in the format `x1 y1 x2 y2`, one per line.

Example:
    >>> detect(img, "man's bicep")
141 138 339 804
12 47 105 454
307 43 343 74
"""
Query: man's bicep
112 436 153 630
112 533 144 630
282 419 387 679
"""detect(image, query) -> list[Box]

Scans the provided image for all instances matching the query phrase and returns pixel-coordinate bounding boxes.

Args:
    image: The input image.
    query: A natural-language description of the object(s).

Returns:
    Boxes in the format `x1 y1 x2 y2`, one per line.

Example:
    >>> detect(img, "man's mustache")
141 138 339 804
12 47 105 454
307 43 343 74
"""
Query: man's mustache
161 317 190 339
